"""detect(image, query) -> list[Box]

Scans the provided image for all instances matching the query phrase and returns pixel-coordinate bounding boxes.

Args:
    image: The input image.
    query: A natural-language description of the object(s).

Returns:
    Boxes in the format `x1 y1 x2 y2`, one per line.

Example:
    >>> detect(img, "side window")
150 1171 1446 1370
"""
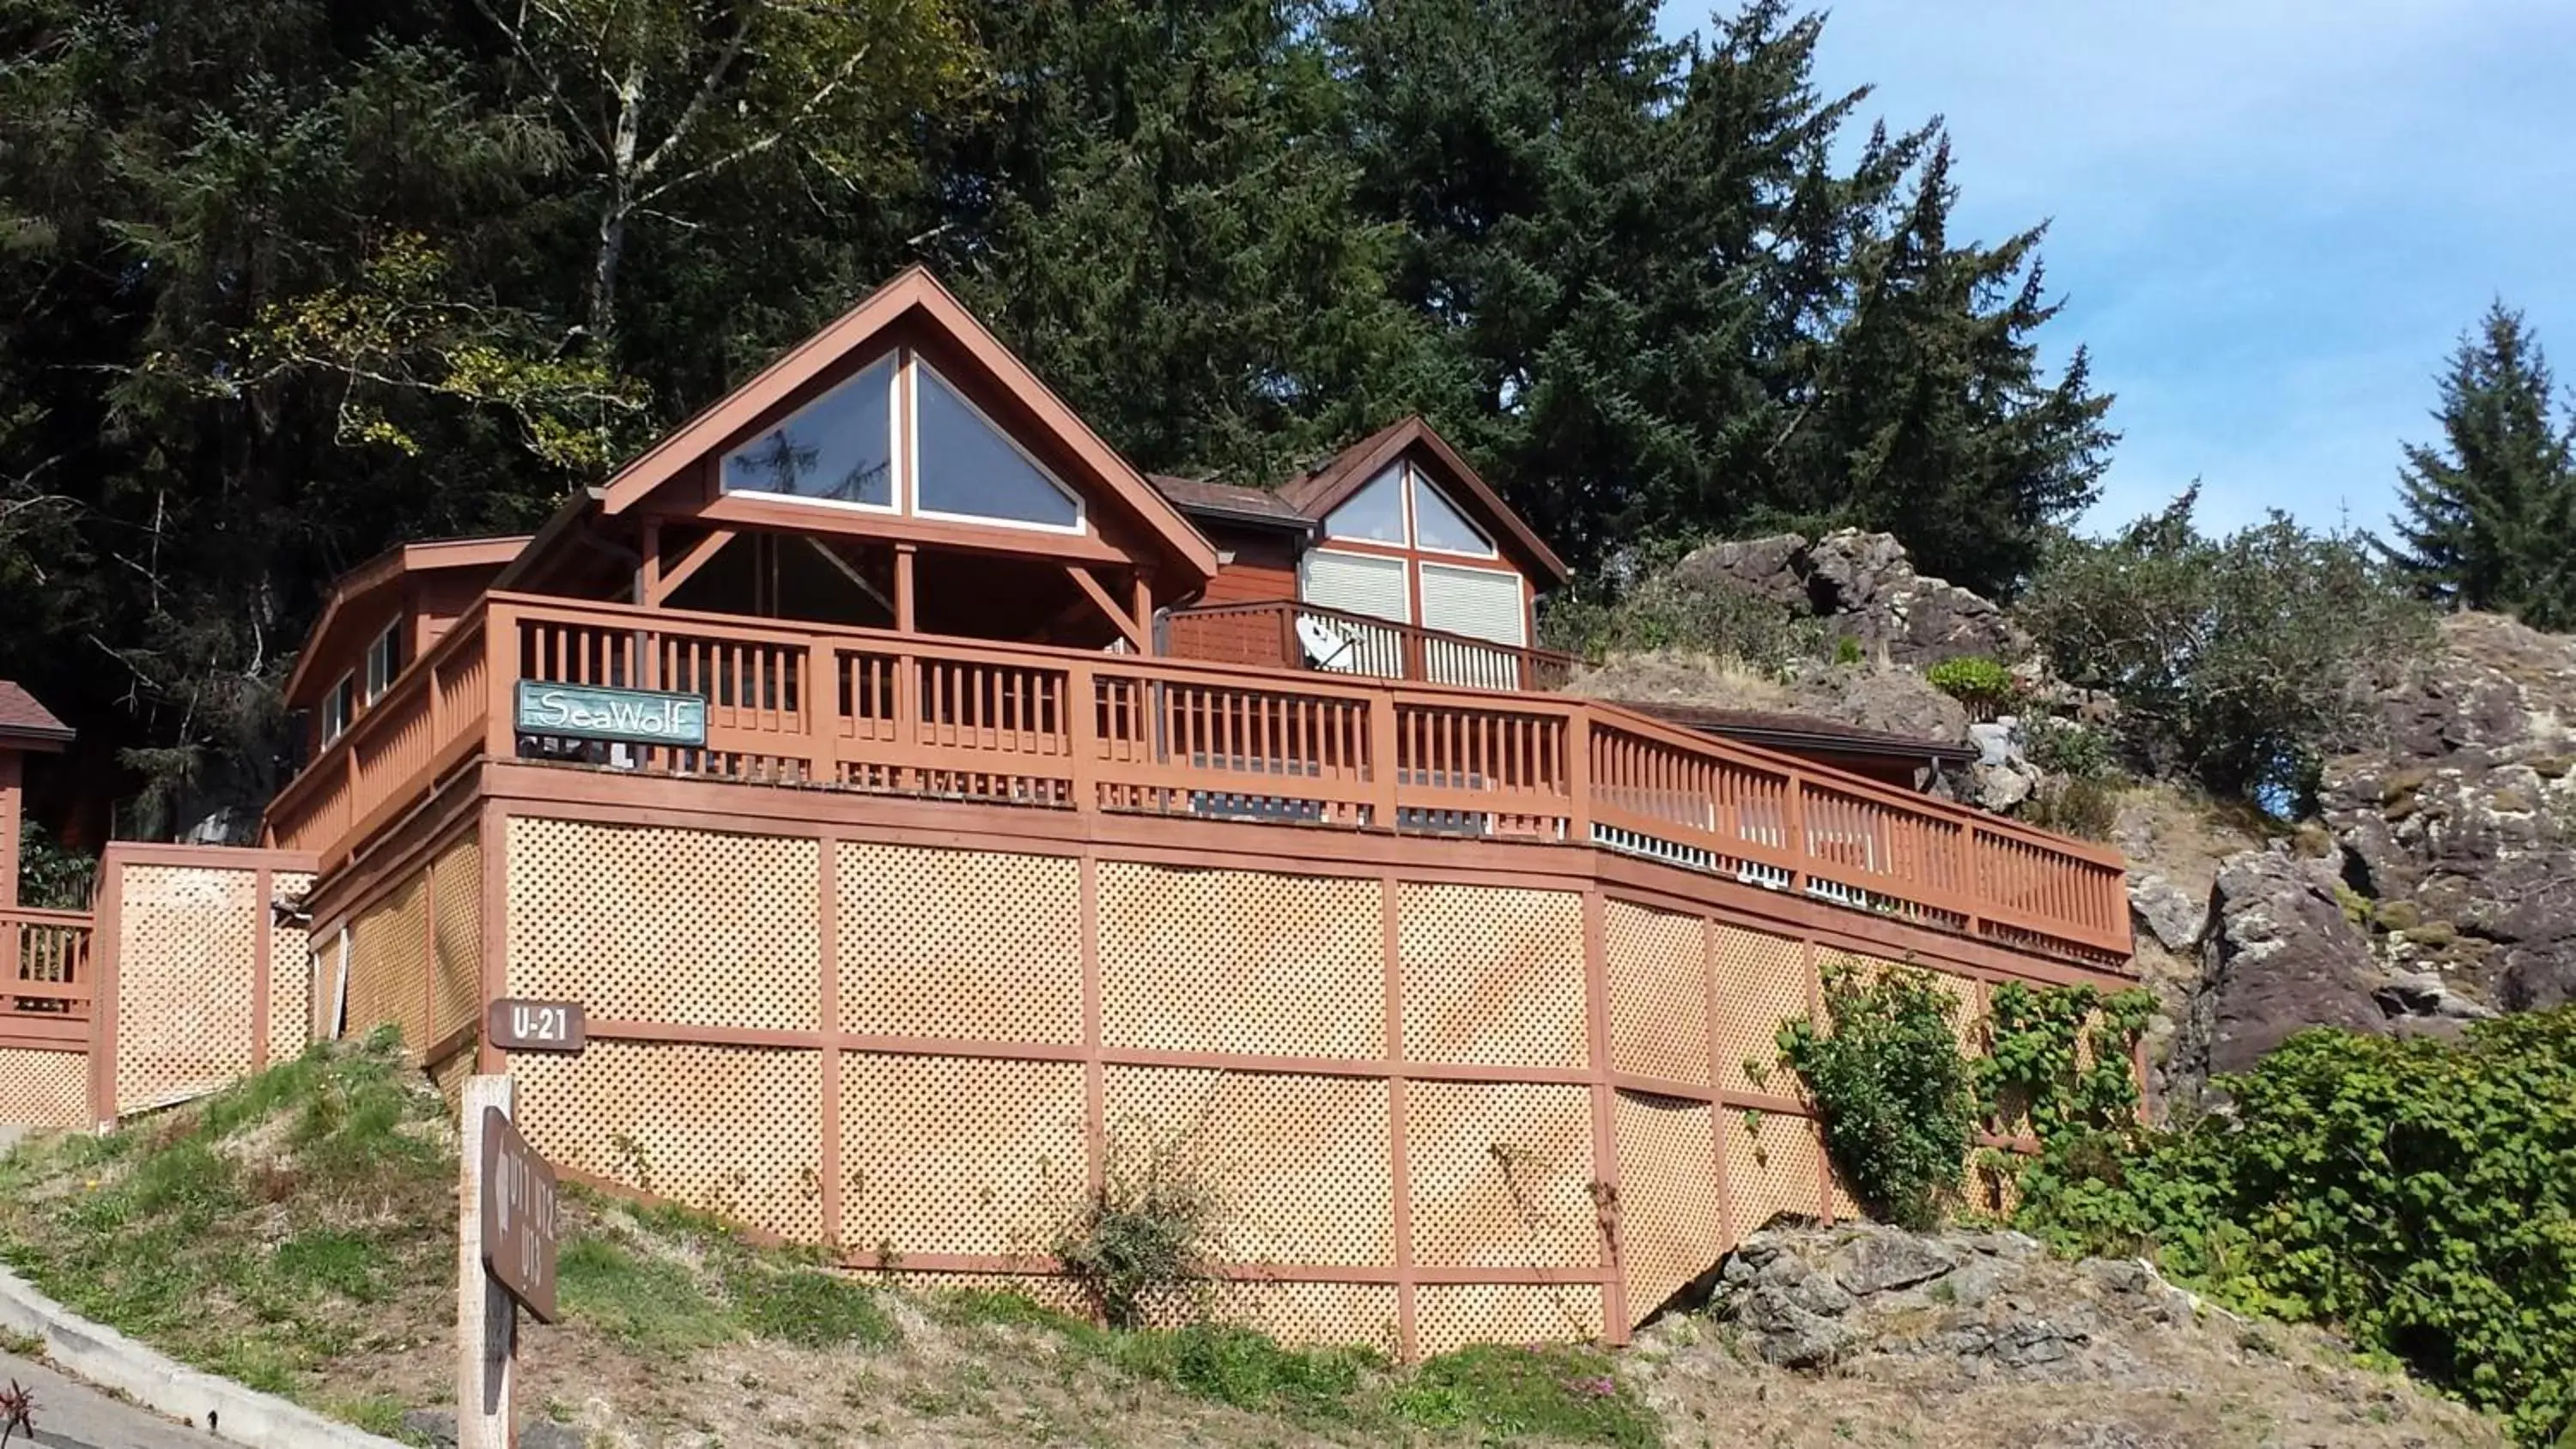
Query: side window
1321 464 1408 543
362 623 404 702
321 674 355 745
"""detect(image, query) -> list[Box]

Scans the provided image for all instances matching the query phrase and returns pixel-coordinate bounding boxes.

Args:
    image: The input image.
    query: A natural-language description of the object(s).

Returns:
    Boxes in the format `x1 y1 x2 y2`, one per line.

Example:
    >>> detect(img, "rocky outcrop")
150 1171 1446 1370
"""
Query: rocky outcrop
1668 529 2029 668
2322 613 2576 1012
2171 851 2387 1092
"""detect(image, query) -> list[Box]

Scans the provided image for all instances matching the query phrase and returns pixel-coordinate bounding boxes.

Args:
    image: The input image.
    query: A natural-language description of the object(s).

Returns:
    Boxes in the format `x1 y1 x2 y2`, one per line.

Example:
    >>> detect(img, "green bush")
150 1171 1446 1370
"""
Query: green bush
1777 961 1979 1229
1053 1125 1224 1329
2016 1010 2576 1444
1541 574 1822 674
1924 656 2018 713
17 821 94 911
2016 490 2432 803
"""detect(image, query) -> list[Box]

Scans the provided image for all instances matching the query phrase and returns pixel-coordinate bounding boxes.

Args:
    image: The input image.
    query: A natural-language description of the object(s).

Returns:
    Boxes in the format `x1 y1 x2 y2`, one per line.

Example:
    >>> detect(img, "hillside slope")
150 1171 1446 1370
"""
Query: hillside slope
0 1040 2499 1448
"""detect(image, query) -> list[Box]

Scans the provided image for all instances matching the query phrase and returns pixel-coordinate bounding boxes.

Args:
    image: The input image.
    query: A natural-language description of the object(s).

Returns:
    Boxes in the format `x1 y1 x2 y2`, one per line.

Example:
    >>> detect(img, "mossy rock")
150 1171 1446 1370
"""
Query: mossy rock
2397 921 2459 949
2371 899 2423 933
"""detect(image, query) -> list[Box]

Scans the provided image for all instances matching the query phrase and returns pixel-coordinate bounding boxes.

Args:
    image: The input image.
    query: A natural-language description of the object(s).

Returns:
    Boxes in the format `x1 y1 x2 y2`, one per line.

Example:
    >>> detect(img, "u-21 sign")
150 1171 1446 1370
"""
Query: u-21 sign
487 997 586 1054
513 681 708 747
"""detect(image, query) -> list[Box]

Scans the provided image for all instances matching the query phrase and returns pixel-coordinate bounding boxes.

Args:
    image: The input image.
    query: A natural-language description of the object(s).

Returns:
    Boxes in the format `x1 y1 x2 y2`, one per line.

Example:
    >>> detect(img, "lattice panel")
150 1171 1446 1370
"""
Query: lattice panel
1612 1091 1722 1321
508 818 818 1032
347 873 434 1054
513 1039 823 1242
1604 901 1708 1083
1723 1108 1822 1235
1710 925 1809 1096
1967 1154 2025 1219
839 845 1080 1044
1406 1080 1595 1269
1414 1283 1604 1357
0 1047 85 1127
429 1050 473 1110
1105 1067 1393 1265
1399 886 1586 1069
1100 864 1383 1060
839 1053 1086 1260
267 871 315 1063
429 834 482 1044
114 864 258 1114
1825 1156 1863 1224
1218 1280 1400 1352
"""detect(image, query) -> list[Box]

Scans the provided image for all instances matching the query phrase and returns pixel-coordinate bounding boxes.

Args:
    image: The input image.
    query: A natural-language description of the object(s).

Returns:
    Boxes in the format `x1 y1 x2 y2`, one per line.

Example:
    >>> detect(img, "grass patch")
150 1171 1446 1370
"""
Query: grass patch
1390 1343 1659 1448
1107 1324 1380 1419
555 1236 737 1355
726 1264 896 1350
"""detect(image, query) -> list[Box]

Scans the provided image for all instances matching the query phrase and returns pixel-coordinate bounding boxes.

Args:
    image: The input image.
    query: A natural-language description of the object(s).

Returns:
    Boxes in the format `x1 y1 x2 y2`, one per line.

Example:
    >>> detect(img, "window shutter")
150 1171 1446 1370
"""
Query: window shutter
1419 562 1526 646
1300 549 1411 622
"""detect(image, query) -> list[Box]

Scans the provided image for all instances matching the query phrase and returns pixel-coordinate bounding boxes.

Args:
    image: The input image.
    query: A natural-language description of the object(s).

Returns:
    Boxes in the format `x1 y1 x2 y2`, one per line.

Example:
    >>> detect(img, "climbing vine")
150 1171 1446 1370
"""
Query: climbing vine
1976 980 2157 1145
1776 960 1978 1230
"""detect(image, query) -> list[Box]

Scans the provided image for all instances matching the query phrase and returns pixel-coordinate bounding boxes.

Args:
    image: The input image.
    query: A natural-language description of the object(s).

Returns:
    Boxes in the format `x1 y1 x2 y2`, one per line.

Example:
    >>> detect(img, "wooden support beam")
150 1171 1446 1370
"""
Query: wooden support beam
636 519 660 604
895 544 918 633
648 528 734 606
1066 566 1148 651
1130 573 1155 655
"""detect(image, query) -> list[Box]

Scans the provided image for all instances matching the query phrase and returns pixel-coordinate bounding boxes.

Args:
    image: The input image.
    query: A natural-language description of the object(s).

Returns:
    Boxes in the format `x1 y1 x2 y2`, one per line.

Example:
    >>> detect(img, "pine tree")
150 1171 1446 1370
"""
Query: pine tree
2381 303 2576 628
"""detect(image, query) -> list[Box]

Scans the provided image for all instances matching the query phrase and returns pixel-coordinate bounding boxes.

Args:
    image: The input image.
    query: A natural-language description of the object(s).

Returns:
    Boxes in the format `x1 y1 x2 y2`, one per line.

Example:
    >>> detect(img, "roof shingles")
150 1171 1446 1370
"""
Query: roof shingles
0 681 71 747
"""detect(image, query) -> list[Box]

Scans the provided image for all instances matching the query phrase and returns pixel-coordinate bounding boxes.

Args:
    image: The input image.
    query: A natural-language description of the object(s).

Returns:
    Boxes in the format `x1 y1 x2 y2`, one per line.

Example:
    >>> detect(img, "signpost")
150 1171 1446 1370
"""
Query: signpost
485 997 586 1054
513 681 708 747
459 1072 566 1449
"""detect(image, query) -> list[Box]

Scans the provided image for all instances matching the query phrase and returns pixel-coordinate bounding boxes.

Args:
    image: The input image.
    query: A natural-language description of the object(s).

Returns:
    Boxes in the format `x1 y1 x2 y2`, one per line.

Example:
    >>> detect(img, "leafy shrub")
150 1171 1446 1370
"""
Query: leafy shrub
1542 574 1821 674
2018 776 2118 840
1777 961 1979 1229
1977 982 2154 1145
16 821 93 911
2017 489 2432 803
1924 655 2018 714
2016 1010 2576 1444
2017 717 2117 782
1053 1125 1224 1329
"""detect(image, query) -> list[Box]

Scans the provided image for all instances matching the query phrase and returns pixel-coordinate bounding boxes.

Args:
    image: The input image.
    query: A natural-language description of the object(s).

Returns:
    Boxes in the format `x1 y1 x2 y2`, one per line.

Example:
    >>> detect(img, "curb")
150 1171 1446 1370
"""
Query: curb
0 1266 408 1449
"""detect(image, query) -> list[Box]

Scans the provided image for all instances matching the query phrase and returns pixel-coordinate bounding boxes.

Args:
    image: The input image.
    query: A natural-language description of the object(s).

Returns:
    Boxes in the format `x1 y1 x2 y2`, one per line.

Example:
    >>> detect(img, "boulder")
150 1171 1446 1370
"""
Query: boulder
2125 874 2207 954
2172 850 2386 1094
2321 613 2576 1012
1826 1230 1959 1297
1665 529 2028 669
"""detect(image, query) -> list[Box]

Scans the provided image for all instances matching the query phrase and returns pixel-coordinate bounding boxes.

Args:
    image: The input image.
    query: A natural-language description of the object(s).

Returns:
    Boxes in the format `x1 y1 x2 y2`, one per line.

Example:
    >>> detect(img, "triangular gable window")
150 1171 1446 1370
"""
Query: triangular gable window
724 355 896 507
1409 470 1493 555
914 364 1082 530
1323 463 1407 543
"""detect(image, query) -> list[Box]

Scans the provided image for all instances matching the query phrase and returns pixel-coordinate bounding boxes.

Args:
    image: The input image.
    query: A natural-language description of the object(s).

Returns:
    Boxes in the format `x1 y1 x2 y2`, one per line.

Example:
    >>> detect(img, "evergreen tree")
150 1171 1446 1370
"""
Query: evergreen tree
2380 302 2576 629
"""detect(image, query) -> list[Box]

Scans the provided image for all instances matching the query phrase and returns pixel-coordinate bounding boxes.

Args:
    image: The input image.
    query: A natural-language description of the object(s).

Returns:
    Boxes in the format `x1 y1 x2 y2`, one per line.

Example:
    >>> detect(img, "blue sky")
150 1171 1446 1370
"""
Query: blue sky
1656 2 2576 536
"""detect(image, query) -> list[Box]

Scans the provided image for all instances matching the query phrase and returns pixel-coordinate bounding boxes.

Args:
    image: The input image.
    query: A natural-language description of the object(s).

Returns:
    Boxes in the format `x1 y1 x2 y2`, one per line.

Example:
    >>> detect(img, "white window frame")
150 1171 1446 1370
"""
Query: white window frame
1406 466 1499 560
362 622 402 703
717 353 904 518
1417 558 1528 646
905 355 1088 536
321 672 354 745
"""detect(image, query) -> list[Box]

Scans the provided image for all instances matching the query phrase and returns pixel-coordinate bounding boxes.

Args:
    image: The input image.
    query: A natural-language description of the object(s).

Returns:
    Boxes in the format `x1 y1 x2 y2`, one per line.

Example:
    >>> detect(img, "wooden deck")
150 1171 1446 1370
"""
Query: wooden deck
262 592 2133 966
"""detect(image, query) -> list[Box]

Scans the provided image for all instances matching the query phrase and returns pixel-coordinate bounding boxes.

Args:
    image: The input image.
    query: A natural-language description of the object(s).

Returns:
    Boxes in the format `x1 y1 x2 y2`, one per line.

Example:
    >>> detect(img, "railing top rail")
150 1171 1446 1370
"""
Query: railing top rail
0 906 94 928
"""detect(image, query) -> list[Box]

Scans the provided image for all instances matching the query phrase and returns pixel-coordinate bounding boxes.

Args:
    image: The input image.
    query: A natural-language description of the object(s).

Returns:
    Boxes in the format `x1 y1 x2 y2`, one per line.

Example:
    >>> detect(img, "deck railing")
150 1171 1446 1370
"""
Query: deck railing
262 592 2133 964
1164 599 1578 694
2 906 94 1040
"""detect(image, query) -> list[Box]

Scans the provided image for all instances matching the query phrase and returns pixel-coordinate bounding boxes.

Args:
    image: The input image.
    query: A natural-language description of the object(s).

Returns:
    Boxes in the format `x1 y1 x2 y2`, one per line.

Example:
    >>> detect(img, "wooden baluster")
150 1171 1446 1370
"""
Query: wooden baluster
1564 712 1590 843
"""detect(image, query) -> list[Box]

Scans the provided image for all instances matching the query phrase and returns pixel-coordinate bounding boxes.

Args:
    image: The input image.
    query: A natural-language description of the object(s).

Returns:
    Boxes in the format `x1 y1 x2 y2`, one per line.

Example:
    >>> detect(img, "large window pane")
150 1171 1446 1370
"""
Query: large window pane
914 366 1080 528
1410 470 1493 555
1322 464 1408 543
725 355 896 506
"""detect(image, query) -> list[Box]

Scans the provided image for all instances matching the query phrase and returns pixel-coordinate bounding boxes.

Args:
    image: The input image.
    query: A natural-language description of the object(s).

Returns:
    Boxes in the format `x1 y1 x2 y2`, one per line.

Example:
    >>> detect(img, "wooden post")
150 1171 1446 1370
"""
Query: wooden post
459 1075 514 1449
894 545 917 634
1129 573 1154 656
3 749 25 910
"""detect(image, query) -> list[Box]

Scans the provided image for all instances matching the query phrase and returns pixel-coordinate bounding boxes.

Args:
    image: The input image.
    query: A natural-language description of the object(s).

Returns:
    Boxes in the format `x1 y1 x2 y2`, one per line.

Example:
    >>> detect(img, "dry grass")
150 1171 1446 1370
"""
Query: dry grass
1559 650 1797 711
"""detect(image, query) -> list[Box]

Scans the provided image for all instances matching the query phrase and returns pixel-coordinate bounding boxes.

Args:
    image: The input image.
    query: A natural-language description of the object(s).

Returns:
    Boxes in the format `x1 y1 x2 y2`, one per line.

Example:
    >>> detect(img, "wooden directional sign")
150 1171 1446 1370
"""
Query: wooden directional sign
513 681 708 748
479 1107 561 1322
486 997 586 1054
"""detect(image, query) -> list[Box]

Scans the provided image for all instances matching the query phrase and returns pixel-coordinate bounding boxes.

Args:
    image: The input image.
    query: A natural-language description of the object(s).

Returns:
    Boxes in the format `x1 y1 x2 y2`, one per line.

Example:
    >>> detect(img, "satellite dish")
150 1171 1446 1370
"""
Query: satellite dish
1295 614 1358 671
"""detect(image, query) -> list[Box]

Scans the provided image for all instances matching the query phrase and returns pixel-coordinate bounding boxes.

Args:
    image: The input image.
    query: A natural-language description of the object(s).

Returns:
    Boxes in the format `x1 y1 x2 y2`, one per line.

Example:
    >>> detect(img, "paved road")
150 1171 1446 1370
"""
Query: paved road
0 1349 219 1449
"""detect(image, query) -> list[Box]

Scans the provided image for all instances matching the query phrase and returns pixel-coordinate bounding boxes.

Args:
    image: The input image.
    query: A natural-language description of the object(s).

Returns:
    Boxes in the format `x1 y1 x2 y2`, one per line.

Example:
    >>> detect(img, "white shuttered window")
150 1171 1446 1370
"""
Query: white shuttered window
1419 561 1526 646
1300 549 1411 622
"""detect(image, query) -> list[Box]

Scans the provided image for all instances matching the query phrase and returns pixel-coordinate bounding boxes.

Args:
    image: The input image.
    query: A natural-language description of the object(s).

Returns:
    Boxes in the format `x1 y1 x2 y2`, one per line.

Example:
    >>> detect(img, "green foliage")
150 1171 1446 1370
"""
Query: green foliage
2018 717 2118 783
556 1236 739 1355
1977 982 2154 1145
2019 488 2433 803
15 822 94 911
1541 573 1821 672
1925 656 2019 713
726 1264 897 1350
1388 1343 1657 1449
1052 1125 1225 1330
2017 1010 2576 1445
1777 961 1980 1229
1105 1324 1379 1419
2017 775 2120 840
2379 302 2576 631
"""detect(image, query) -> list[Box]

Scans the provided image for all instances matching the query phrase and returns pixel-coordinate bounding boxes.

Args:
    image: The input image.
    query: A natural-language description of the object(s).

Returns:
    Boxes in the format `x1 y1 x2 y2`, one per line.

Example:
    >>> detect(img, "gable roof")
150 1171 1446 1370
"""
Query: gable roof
0 680 72 751
1281 416 1570 585
592 266 1218 581
283 536 530 708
